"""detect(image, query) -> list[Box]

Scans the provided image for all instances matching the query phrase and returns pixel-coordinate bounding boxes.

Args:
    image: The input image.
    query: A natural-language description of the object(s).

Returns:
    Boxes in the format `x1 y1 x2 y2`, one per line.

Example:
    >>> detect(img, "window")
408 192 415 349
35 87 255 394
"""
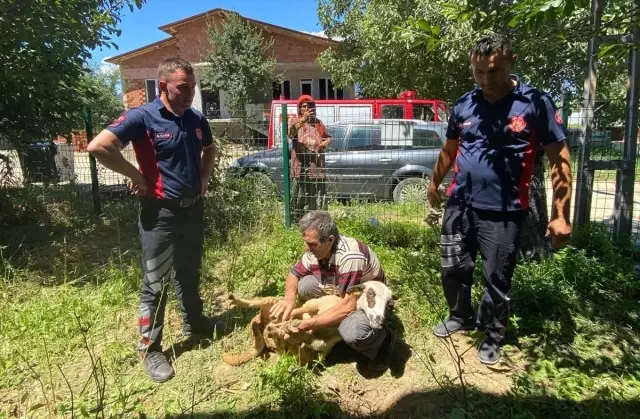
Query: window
436 104 448 122
380 121 413 150
381 105 404 119
325 125 347 151
338 105 372 121
300 79 312 96
249 88 270 105
336 87 344 99
283 81 291 99
201 88 221 118
315 105 335 126
413 104 435 122
413 128 441 148
273 80 291 99
145 79 158 103
347 125 381 151
319 78 340 100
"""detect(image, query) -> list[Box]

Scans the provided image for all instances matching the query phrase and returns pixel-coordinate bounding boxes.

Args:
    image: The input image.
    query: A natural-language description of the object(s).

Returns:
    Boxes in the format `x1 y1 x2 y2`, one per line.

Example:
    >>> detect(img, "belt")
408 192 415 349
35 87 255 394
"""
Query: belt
141 195 202 208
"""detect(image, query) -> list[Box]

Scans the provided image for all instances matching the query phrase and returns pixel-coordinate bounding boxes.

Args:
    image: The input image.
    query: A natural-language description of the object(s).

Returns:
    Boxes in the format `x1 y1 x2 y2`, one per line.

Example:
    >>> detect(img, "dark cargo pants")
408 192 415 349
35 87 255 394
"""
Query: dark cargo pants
137 198 205 354
440 201 526 342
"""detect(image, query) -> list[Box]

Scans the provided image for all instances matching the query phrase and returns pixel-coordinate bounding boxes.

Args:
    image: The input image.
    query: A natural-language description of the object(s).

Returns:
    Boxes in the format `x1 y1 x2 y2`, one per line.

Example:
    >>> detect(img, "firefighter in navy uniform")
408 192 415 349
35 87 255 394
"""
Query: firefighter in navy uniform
427 34 573 365
88 57 220 383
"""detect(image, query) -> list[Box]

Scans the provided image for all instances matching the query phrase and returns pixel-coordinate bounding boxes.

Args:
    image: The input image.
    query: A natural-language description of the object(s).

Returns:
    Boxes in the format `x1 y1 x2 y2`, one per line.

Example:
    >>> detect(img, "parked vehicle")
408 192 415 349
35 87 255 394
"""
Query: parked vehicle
230 119 452 203
266 90 449 149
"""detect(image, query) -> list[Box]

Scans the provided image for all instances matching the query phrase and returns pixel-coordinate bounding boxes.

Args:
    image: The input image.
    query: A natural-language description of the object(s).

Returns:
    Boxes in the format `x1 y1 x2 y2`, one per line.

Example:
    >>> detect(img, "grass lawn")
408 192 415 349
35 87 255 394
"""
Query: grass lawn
1 189 640 418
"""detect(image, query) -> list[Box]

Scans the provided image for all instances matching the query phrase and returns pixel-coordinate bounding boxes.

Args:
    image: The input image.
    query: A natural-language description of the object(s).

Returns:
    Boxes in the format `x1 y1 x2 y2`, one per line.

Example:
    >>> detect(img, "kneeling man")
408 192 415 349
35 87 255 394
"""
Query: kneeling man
270 211 395 374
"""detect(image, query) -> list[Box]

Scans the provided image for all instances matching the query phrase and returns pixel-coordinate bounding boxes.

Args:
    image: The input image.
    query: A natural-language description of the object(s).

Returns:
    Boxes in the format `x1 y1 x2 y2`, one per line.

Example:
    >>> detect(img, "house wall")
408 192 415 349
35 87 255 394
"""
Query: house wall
114 13 351 113
118 41 178 110
278 68 355 99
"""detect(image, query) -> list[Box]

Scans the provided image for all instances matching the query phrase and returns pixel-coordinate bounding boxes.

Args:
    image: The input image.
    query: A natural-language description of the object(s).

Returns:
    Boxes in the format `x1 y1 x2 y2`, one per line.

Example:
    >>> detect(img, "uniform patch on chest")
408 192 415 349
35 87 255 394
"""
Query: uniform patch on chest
508 115 527 133
154 132 173 140
195 128 203 141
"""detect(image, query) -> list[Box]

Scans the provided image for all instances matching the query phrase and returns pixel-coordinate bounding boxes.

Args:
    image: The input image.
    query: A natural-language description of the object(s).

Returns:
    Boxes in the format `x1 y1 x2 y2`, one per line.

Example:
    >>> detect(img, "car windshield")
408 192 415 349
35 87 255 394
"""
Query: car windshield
326 125 347 151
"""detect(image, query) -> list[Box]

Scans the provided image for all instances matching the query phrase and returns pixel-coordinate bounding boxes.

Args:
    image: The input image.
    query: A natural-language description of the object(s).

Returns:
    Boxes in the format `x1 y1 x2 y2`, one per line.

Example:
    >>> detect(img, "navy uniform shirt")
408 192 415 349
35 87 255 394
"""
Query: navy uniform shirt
445 76 566 211
106 97 213 199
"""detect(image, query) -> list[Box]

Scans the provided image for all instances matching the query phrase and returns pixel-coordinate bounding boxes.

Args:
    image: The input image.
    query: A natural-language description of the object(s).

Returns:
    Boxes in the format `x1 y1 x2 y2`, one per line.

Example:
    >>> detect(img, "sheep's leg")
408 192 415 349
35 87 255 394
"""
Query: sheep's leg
228 295 280 309
222 314 266 366
290 300 320 318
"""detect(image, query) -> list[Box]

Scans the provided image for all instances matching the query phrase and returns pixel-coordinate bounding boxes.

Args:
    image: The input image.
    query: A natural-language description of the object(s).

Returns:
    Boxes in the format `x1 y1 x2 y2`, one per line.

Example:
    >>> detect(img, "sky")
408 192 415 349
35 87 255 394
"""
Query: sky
90 0 325 68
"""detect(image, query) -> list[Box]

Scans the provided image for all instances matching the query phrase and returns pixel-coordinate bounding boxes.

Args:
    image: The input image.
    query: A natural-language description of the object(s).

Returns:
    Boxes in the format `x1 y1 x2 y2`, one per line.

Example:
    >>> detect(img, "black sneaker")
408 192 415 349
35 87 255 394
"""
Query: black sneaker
433 317 475 338
182 316 225 339
143 351 174 383
478 337 501 365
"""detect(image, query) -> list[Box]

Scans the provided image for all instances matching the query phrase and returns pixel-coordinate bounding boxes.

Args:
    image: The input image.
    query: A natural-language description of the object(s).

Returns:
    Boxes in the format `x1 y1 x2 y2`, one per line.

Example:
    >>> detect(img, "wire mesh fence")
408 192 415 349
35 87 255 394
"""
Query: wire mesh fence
564 107 640 245
1 100 639 247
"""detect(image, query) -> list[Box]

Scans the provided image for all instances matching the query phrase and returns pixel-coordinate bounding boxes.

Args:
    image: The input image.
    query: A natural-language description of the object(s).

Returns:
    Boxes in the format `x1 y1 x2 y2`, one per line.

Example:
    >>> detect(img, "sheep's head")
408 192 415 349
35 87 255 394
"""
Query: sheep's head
348 281 396 329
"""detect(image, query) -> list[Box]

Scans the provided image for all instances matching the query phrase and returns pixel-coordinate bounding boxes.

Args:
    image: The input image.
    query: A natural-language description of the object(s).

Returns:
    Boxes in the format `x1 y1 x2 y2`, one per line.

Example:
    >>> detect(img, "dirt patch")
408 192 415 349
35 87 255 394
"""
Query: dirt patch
426 332 523 396
317 351 430 417
378 388 457 419
313 331 522 417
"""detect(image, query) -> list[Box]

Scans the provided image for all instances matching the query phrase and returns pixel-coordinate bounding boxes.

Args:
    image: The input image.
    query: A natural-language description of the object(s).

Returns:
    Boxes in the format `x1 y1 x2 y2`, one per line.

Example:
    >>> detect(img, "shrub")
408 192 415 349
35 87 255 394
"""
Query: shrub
257 355 333 417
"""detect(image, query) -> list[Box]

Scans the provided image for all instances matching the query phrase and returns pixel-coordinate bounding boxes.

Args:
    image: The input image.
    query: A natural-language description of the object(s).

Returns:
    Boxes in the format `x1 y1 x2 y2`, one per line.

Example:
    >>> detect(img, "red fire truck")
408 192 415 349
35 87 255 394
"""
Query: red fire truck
267 90 449 149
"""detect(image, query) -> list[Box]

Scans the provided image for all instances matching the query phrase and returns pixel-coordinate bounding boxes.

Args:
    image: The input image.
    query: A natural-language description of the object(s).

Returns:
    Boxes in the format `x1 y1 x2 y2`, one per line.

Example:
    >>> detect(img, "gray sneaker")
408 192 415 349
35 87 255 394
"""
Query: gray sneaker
433 317 475 338
143 351 174 383
478 337 501 365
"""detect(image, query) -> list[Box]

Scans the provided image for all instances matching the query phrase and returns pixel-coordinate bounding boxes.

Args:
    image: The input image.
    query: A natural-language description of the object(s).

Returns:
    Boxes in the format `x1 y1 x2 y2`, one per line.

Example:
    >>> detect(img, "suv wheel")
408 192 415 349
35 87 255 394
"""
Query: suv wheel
246 172 275 198
393 177 430 204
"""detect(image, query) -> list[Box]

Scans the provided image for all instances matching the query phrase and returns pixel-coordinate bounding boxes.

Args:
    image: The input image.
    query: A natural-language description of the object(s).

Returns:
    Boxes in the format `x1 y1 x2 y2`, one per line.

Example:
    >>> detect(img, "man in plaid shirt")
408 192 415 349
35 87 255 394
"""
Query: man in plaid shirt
270 211 395 375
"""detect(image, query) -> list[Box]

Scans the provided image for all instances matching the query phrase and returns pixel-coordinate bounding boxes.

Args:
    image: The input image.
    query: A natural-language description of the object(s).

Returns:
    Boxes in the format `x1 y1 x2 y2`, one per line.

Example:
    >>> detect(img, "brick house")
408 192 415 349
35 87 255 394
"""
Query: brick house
106 8 355 119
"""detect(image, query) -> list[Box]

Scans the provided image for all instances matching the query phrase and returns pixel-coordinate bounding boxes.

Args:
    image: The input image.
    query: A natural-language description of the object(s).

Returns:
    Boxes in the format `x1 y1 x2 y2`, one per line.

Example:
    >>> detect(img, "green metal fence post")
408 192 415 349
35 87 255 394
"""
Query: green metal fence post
83 107 102 216
281 104 291 228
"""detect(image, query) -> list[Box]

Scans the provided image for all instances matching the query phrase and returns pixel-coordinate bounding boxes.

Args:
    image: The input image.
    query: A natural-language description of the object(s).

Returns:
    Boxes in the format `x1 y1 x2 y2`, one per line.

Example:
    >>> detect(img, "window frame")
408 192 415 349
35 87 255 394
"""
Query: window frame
381 105 405 119
346 124 382 151
300 78 313 97
145 79 158 103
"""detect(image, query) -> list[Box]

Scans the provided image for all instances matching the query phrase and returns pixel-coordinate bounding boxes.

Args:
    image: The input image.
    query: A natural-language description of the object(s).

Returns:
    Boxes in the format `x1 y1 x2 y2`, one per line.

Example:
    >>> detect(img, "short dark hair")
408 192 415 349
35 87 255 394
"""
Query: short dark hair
157 57 194 80
470 34 514 58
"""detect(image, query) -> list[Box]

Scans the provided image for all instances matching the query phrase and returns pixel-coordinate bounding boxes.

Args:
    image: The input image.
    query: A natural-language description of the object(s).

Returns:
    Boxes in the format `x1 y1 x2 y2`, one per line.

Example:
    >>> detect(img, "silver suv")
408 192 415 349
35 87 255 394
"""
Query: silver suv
230 119 451 203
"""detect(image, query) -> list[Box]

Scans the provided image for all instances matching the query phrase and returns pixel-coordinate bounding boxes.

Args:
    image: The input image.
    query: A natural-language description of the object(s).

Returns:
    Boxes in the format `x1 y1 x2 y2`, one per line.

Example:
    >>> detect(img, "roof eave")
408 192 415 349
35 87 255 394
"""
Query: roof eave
159 8 338 46
105 38 177 64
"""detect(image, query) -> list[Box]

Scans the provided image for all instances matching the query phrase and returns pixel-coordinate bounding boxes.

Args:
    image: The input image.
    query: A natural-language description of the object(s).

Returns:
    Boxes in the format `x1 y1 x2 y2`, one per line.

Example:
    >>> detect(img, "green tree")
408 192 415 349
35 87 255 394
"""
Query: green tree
317 0 472 100
319 0 631 110
200 12 280 114
0 0 145 148
79 64 124 131
402 0 634 121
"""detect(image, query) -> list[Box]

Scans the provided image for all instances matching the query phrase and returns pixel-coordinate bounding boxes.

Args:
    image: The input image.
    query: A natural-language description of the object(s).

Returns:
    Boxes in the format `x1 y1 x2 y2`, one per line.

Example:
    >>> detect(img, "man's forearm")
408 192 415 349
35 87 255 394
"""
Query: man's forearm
551 155 572 222
284 274 299 301
432 143 457 187
546 142 572 221
90 144 141 181
200 146 216 182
